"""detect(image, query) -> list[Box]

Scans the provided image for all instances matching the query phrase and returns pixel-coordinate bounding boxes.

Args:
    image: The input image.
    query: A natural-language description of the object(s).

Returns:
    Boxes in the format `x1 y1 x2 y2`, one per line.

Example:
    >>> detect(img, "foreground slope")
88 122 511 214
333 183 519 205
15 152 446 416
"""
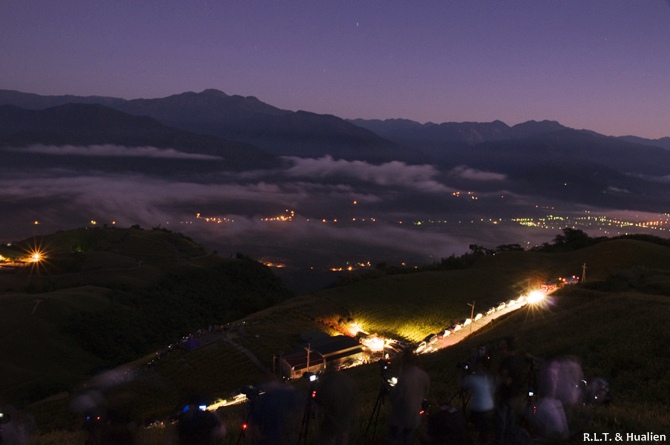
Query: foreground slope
208 237 670 440
23 235 670 443
0 227 293 405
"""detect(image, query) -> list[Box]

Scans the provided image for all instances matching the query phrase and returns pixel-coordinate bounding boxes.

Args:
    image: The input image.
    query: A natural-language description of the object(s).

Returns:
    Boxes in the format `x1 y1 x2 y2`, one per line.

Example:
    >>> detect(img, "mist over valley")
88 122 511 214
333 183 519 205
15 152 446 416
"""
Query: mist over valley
1 90 669 293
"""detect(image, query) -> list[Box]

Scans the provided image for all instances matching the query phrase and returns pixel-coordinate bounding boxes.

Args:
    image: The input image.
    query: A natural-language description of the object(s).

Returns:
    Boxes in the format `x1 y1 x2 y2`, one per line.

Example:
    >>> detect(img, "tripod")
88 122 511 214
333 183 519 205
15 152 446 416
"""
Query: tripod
524 356 541 404
235 409 251 445
365 377 389 440
448 386 470 416
297 387 317 445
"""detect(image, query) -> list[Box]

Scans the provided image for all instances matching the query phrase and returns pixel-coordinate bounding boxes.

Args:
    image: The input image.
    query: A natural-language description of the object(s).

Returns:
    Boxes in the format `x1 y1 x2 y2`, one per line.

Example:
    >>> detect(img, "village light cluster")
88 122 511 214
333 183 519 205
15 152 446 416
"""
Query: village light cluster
0 248 46 266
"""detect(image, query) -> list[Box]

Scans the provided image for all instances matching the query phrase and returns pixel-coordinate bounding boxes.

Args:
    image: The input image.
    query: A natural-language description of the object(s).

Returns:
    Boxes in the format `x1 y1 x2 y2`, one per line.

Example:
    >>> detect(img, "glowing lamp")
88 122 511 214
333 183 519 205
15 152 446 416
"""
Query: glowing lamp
527 290 546 304
361 335 385 352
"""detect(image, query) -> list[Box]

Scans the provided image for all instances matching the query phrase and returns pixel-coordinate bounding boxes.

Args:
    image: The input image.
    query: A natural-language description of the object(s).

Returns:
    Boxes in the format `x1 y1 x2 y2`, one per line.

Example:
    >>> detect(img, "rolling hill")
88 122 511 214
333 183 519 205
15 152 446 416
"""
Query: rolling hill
0 227 293 406
0 103 279 174
16 232 670 442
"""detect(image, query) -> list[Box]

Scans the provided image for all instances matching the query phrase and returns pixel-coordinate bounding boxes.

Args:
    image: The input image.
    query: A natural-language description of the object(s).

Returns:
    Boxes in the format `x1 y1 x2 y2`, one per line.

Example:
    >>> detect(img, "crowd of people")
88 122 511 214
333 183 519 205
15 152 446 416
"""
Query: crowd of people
206 335 588 445
0 335 593 445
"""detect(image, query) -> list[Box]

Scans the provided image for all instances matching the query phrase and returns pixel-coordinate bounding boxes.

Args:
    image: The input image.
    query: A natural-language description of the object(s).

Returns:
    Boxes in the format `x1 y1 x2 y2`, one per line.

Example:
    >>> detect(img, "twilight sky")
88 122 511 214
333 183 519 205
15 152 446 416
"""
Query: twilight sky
2 1 669 138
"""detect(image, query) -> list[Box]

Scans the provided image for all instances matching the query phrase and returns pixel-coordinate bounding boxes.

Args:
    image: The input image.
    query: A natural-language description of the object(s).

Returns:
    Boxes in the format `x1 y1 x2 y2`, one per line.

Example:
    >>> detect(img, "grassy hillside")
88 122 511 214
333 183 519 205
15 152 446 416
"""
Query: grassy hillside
418 281 670 437
11 234 670 442
0 227 293 406
221 237 670 442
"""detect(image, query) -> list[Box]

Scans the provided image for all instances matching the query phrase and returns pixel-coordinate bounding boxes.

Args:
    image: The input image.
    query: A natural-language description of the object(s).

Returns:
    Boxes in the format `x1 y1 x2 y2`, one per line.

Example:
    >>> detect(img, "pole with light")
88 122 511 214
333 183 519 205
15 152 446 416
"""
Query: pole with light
467 301 475 334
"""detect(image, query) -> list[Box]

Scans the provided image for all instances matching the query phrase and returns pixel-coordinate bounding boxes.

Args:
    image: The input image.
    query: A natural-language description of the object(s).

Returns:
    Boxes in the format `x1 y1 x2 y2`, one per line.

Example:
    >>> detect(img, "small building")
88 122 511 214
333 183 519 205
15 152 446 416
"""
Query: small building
278 335 367 379
279 349 326 380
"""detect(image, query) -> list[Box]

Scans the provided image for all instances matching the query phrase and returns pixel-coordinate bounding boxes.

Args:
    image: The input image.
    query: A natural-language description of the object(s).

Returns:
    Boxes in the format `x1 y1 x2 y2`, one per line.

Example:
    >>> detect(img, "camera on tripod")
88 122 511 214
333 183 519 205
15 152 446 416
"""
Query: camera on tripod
302 372 320 398
455 361 472 374
472 344 492 366
377 359 398 389
303 372 319 383
458 344 493 375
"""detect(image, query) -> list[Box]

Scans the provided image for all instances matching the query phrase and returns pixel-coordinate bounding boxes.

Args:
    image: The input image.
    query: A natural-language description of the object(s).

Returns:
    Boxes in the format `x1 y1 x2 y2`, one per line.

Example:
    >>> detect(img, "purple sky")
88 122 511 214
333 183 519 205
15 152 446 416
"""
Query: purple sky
2 1 669 138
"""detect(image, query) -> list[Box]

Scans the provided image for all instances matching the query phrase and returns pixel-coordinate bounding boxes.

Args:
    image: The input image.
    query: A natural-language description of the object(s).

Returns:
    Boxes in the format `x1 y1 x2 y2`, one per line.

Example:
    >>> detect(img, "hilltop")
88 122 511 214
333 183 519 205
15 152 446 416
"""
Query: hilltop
17 232 670 442
0 226 293 405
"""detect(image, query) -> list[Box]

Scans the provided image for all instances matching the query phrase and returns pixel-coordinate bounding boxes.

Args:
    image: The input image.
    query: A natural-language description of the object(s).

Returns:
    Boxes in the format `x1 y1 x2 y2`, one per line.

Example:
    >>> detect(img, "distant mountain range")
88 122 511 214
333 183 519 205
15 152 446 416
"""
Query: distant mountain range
348 116 670 210
0 89 413 163
350 116 670 151
1 88 669 212
618 135 670 151
0 102 278 174
348 118 569 147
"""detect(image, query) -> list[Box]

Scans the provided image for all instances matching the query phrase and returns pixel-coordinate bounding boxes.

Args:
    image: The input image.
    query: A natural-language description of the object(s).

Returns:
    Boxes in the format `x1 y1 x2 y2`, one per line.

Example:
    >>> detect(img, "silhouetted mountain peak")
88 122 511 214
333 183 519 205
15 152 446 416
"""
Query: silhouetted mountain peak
511 120 566 137
618 135 670 150
200 88 229 98
0 103 279 170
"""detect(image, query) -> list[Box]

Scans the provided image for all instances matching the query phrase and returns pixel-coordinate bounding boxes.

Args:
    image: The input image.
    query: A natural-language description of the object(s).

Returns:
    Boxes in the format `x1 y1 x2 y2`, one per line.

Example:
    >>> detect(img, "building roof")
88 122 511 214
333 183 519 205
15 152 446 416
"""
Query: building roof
282 335 362 370
302 335 361 357
281 350 325 369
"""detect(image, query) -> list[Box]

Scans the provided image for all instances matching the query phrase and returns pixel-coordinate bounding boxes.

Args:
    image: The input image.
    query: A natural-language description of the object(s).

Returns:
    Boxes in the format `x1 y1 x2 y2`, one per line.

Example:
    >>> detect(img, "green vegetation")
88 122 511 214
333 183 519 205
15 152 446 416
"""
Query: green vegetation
0 227 293 405
64 253 291 362
2 229 669 443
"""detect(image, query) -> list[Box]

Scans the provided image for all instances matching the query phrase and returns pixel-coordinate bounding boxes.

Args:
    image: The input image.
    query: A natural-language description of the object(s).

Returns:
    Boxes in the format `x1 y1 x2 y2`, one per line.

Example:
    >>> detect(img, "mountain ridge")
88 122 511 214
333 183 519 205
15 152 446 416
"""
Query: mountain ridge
0 89 415 163
0 103 280 172
1 88 669 213
2 88 668 147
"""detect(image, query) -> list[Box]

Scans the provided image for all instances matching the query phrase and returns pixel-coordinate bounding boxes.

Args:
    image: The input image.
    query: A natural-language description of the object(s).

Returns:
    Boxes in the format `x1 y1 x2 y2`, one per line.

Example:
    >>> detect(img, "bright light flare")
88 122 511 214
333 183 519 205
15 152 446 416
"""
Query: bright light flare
206 393 249 410
347 321 368 336
527 290 546 304
361 335 386 352
27 249 45 263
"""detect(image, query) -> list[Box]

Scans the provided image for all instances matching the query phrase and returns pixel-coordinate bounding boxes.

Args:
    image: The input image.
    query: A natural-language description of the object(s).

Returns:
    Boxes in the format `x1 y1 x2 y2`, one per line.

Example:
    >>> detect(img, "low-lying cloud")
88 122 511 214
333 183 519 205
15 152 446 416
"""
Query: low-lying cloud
11 145 223 160
449 165 507 181
5 149 660 289
283 156 454 192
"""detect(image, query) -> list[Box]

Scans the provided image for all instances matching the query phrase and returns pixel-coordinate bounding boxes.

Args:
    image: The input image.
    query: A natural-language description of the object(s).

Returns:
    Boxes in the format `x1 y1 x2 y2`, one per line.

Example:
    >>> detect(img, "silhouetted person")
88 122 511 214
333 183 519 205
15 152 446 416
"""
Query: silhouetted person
494 337 526 445
82 409 108 445
527 356 583 441
388 349 430 445
545 356 584 407
314 367 358 445
248 380 301 445
530 397 568 441
462 358 495 444
177 398 225 445
422 403 467 445
1 405 36 445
